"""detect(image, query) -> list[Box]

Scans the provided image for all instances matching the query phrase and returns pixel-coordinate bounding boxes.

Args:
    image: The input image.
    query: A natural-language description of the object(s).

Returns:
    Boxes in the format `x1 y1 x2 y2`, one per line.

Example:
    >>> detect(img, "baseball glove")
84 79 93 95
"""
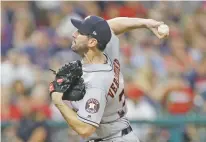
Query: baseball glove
49 60 86 101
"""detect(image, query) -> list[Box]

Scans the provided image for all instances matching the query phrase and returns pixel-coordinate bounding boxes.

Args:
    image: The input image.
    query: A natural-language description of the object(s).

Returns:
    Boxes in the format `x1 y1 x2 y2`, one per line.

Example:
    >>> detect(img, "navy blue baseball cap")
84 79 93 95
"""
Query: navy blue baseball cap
71 15 112 48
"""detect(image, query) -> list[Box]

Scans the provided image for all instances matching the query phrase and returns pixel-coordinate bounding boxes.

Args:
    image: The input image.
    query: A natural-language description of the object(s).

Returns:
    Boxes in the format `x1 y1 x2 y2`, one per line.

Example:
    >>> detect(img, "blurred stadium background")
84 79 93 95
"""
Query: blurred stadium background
1 1 206 142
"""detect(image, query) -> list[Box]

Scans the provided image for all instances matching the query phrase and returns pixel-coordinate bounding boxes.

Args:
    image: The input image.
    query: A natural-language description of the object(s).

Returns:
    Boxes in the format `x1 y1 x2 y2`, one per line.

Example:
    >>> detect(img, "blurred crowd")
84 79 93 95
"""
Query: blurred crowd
1 1 206 142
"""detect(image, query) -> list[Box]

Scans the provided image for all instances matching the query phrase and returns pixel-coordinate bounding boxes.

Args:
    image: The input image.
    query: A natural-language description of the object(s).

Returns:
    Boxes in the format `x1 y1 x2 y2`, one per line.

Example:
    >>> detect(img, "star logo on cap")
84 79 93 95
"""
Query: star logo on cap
92 31 97 35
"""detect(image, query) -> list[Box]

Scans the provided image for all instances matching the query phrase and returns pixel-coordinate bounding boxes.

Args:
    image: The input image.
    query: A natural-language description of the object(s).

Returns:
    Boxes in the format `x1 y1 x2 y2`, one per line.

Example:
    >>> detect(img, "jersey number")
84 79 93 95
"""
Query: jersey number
118 89 126 118
119 89 125 106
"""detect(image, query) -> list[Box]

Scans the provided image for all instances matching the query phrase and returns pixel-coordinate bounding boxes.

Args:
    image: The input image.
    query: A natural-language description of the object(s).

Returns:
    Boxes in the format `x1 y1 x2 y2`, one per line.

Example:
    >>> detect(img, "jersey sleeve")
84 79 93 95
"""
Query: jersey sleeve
77 87 107 127
104 30 120 61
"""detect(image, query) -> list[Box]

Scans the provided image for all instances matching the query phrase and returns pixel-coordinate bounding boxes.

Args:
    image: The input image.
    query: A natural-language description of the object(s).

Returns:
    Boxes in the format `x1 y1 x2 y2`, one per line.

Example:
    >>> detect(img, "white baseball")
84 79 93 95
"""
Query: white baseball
158 24 169 35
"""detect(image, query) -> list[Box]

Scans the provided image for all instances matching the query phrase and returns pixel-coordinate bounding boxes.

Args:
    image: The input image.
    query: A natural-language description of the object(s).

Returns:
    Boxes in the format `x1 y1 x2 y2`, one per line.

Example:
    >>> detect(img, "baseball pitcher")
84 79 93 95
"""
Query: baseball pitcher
49 15 168 142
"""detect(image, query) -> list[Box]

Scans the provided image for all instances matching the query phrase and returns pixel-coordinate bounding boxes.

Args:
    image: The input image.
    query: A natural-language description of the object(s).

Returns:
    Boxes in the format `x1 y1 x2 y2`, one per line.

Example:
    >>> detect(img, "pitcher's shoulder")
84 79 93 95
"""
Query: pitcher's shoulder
83 69 114 83
82 68 114 91
82 64 113 73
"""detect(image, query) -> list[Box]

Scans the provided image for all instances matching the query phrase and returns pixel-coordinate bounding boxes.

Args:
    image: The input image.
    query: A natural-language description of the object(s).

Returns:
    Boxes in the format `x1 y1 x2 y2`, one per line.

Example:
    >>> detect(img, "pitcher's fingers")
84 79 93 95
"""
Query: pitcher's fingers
157 21 164 26
150 28 165 39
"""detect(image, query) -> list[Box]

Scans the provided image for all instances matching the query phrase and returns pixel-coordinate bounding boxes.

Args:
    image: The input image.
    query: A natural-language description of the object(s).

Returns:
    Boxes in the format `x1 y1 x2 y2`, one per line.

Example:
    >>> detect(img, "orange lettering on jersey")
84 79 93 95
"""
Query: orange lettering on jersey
114 65 120 76
108 88 114 98
107 59 120 98
113 77 119 88
111 83 117 94
114 59 120 67
113 59 120 88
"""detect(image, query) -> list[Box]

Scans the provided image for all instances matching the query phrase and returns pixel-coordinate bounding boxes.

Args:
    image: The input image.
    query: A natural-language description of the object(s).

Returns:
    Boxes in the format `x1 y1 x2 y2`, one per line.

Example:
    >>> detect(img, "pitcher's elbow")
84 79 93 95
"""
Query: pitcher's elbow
78 126 96 138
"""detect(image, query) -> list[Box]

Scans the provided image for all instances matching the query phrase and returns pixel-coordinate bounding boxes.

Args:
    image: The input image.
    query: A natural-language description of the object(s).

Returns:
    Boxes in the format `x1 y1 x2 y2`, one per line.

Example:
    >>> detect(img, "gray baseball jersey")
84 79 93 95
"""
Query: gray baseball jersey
64 31 131 141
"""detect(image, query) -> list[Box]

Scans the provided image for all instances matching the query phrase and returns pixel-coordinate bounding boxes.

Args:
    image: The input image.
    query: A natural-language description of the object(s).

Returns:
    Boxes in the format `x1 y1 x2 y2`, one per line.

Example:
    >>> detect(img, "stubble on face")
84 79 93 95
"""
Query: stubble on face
71 39 89 56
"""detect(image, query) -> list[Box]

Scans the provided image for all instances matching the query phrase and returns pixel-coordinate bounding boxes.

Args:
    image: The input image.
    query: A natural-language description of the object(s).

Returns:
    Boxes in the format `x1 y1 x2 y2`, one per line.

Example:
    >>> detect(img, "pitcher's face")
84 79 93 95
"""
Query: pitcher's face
71 30 90 55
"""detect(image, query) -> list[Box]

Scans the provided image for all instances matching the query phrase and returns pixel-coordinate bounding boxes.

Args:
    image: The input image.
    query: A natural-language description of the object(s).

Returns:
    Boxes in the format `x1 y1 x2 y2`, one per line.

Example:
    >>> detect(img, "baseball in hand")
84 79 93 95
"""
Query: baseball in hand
158 24 169 35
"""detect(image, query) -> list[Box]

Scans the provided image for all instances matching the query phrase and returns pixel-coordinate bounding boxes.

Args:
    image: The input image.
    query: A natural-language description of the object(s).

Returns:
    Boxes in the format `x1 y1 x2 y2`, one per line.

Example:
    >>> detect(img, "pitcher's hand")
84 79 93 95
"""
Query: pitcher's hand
145 19 169 39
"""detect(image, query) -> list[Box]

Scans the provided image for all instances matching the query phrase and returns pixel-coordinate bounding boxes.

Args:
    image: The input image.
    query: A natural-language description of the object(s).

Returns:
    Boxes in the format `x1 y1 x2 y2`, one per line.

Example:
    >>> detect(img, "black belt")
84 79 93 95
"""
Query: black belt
88 126 132 142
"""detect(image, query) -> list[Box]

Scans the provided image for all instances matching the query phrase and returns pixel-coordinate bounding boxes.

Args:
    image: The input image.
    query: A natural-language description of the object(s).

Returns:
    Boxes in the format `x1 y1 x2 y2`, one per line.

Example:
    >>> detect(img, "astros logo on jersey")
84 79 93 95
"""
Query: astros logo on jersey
85 98 100 113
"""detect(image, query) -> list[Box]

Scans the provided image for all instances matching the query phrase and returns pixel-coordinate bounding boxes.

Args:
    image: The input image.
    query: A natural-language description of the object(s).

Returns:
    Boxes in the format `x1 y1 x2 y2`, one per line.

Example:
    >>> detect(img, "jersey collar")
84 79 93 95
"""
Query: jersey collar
82 54 113 72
